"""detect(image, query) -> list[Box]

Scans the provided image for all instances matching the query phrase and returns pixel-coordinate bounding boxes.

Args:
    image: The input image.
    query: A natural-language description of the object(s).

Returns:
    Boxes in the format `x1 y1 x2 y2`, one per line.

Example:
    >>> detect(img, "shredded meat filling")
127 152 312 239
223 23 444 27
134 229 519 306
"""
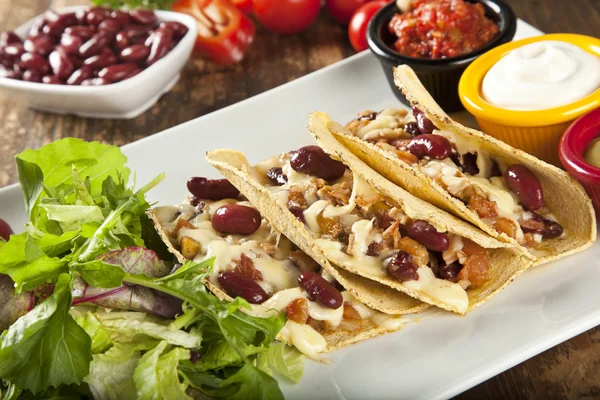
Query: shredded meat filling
233 254 263 281
318 180 353 206
457 239 489 286
288 187 308 209
468 194 498 218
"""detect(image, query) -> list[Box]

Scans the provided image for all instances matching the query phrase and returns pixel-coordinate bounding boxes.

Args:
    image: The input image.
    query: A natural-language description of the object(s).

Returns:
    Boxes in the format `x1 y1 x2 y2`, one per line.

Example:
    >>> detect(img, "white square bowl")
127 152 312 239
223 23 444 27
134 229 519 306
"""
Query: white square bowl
0 6 197 119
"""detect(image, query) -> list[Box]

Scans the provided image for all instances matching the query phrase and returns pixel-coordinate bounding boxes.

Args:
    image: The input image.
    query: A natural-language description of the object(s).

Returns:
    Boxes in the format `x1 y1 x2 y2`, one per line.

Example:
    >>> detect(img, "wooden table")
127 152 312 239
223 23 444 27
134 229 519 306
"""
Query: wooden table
1 1 598 398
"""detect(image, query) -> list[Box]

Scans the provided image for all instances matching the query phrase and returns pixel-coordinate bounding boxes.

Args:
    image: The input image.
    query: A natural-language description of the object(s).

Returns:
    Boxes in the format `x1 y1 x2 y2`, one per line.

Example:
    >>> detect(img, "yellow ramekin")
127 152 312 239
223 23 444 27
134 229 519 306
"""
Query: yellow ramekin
458 34 600 167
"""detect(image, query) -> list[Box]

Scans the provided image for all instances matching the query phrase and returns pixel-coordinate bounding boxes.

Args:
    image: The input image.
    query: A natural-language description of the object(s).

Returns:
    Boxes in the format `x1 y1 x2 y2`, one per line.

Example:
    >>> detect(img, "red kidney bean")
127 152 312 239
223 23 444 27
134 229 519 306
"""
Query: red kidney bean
290 145 346 181
49 49 73 79
144 32 155 47
385 251 419 282
43 21 67 37
439 262 462 282
212 204 261 235
79 32 110 59
84 48 117 69
64 25 95 41
407 220 450 252
22 69 42 82
0 32 22 47
129 9 158 25
111 10 130 26
66 65 92 85
123 24 153 40
297 271 343 309
98 18 121 33
266 167 287 185
42 75 60 84
404 121 420 137
0 66 20 79
411 105 422 116
119 44 150 63
407 134 452 160
503 164 544 211
187 177 240 200
46 11 77 27
461 152 479 175
4 44 24 58
217 271 268 304
98 63 138 82
146 27 173 66
28 18 46 38
520 211 563 239
543 220 563 239
0 218 13 241
19 53 49 74
75 9 88 24
114 31 130 51
86 9 109 26
159 21 188 38
58 33 82 55
416 113 436 135
288 206 306 223
68 54 82 69
81 77 110 86
122 67 142 80
24 34 54 56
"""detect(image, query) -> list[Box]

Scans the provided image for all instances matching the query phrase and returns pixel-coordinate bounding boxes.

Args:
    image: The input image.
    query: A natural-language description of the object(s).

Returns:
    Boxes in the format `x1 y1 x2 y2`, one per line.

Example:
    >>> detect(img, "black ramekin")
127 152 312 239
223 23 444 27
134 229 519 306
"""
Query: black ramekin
367 0 517 112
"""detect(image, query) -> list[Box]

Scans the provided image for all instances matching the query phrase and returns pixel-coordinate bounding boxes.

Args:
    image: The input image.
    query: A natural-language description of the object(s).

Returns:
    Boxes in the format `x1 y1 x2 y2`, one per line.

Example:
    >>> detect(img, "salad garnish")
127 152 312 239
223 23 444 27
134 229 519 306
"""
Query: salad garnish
0 139 301 399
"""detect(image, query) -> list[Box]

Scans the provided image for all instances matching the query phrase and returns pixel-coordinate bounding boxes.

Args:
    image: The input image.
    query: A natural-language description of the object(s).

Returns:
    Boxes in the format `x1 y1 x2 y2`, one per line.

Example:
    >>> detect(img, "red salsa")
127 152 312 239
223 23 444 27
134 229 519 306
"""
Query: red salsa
388 0 499 59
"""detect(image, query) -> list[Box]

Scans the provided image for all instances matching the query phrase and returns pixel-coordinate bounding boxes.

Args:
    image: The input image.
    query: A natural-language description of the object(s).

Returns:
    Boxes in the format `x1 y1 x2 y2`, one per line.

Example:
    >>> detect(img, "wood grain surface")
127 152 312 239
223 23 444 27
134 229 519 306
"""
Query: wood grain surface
1 1 599 399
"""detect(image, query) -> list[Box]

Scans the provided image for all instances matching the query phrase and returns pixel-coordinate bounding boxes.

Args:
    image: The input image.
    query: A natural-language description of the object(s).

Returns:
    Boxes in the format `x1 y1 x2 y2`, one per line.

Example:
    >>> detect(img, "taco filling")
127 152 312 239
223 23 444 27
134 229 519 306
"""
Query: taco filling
152 182 404 358
253 146 492 314
345 108 564 255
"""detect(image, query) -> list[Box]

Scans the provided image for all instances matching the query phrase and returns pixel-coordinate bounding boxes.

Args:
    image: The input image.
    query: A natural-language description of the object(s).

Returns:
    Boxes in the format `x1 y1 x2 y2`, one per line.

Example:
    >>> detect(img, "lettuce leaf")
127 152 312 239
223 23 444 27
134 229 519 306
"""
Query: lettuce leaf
16 138 129 210
0 233 68 294
133 341 191 400
0 274 92 394
264 342 305 384
85 343 141 400
124 259 287 400
180 362 284 400
95 312 201 349
75 312 113 354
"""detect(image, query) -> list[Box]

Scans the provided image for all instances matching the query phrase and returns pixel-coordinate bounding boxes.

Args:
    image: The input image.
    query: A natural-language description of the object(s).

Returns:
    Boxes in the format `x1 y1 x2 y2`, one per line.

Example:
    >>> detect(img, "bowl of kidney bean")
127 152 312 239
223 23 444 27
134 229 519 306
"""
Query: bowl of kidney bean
559 107 600 215
0 6 196 119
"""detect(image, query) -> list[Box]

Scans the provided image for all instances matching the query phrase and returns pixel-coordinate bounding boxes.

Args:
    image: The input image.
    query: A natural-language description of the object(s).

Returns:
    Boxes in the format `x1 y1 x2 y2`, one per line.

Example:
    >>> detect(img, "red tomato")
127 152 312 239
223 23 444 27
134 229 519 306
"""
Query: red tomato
348 1 388 52
232 0 253 13
172 0 255 65
325 0 370 25
253 0 321 35
0 218 13 242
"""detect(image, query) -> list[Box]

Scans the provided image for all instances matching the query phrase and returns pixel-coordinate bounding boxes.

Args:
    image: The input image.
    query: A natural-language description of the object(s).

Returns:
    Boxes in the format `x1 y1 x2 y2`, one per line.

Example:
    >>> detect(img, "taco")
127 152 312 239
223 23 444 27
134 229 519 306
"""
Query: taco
149 189 424 359
334 65 596 264
206 116 532 315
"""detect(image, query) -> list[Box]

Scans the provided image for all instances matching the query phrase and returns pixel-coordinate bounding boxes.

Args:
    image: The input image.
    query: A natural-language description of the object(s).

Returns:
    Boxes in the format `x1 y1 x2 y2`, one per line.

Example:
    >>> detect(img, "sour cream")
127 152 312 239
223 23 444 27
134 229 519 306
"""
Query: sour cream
482 41 600 110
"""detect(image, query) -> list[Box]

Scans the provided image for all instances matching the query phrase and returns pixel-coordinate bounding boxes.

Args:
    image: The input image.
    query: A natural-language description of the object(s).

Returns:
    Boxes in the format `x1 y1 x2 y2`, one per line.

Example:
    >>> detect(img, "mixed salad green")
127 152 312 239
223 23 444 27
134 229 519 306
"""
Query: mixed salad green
0 139 303 400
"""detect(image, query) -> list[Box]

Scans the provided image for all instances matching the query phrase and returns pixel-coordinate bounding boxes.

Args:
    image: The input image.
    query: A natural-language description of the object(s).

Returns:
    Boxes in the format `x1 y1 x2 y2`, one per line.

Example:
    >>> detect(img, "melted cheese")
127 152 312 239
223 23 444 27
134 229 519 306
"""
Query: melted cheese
303 200 329 233
280 321 327 359
315 238 384 277
403 267 468 314
342 291 373 319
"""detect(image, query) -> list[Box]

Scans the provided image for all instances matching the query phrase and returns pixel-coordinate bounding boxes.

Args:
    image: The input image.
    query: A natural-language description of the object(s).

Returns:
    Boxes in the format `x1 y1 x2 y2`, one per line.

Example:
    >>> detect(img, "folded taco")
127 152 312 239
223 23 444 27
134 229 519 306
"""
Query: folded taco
206 116 532 315
149 186 422 359
333 65 596 264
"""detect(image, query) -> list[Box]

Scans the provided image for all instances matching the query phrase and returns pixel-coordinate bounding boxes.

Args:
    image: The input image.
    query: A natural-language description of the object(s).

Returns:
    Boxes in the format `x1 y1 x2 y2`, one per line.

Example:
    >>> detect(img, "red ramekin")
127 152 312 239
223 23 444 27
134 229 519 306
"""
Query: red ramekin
559 107 600 214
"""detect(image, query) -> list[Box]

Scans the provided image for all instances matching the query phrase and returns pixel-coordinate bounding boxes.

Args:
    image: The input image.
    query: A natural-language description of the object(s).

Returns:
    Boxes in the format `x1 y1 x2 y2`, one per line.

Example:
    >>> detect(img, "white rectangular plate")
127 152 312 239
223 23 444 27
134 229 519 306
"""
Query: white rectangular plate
2 21 598 400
